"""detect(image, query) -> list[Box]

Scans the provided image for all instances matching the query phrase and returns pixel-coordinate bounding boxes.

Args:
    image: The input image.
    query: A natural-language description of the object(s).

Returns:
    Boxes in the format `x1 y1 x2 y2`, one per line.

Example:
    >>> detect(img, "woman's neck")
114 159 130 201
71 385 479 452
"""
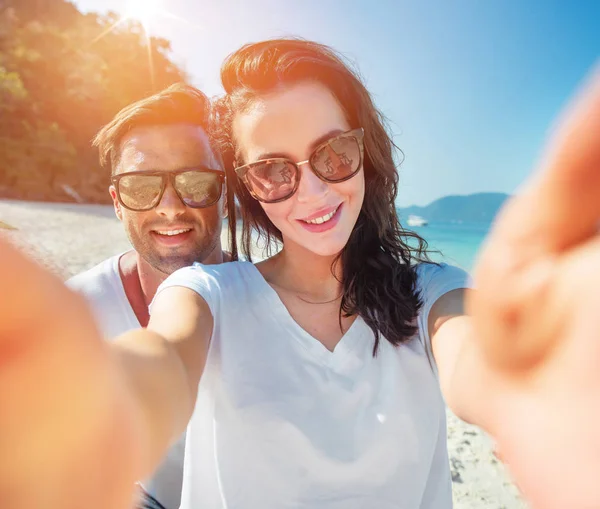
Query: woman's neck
259 240 342 302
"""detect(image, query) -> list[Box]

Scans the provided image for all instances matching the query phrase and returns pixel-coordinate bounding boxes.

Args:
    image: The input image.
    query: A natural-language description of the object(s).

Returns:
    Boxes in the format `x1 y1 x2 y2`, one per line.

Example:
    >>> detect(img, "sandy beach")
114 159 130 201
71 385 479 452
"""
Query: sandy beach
0 199 527 509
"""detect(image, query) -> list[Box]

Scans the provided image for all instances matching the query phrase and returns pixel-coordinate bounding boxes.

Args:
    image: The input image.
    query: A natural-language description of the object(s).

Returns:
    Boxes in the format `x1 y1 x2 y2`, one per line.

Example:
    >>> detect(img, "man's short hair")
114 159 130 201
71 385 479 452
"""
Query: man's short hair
93 83 221 174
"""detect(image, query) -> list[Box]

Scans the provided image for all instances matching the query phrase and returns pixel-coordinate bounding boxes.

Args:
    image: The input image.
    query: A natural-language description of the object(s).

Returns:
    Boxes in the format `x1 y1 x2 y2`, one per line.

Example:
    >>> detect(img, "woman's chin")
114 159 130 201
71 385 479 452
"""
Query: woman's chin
289 233 350 258
308 246 345 258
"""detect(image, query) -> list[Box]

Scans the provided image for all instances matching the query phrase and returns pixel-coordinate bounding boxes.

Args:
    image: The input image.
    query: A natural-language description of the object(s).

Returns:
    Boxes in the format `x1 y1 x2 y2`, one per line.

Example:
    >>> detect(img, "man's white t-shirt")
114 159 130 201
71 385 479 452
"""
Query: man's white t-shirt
154 261 471 509
67 254 185 509
67 255 139 338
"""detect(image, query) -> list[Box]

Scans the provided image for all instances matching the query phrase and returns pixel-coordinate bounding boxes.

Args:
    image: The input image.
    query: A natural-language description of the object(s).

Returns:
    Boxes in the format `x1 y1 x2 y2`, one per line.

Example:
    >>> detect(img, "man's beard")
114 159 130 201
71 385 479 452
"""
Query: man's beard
127 228 219 276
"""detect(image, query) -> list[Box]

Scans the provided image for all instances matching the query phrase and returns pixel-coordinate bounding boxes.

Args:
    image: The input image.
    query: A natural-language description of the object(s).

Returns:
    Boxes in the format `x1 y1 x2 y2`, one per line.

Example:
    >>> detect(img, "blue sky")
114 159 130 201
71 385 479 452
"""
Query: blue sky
73 0 599 206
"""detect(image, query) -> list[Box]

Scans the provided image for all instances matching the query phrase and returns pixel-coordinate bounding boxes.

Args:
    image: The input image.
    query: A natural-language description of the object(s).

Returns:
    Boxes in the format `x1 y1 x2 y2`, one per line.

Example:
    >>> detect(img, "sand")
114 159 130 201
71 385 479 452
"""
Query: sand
0 199 528 509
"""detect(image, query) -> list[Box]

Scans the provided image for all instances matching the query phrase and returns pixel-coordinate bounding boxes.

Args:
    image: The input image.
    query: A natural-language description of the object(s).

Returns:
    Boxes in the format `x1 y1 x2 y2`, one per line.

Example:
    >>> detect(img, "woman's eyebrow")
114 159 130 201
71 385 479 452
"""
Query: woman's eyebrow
250 129 345 162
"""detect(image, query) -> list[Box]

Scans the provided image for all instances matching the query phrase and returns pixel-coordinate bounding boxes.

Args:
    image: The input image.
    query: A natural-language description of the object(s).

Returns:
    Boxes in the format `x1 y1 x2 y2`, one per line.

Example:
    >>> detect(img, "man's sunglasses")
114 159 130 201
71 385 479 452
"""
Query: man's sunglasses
234 128 364 204
111 168 224 212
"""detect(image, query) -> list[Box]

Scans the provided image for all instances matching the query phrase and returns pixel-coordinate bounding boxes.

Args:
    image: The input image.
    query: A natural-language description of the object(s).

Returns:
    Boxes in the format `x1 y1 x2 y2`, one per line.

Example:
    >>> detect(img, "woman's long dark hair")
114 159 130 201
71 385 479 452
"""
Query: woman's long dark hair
213 38 435 354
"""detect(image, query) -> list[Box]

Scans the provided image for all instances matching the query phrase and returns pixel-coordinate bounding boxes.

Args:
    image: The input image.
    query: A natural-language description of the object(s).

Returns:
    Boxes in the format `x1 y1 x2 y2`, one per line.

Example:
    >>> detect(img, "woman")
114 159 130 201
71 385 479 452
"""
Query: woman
163 38 469 508
1 40 599 509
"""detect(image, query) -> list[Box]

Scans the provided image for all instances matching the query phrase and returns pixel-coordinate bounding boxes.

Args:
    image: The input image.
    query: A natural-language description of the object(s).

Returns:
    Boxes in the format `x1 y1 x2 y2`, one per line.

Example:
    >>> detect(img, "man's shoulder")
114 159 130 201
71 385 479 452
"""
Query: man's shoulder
66 254 122 298
67 253 140 339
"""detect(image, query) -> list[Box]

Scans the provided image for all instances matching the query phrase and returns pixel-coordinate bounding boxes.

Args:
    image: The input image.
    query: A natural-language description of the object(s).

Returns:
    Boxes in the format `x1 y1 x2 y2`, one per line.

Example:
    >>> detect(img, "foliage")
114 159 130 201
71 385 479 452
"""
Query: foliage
0 0 187 202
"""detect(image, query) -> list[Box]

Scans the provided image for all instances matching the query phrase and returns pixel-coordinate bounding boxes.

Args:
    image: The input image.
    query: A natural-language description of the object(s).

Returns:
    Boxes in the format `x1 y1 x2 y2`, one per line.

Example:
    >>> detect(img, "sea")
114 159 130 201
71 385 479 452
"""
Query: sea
405 220 492 272
245 218 492 273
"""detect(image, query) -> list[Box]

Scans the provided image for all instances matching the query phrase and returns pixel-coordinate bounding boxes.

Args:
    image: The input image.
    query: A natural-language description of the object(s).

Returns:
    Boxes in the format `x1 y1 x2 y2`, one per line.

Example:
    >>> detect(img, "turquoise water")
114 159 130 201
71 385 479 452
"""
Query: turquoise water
407 222 492 272
244 220 491 271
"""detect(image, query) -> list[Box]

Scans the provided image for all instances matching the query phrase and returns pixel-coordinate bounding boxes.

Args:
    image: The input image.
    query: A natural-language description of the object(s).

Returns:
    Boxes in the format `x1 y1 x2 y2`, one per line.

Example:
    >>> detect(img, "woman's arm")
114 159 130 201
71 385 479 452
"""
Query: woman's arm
0 241 212 509
111 286 212 479
428 289 487 424
430 72 600 509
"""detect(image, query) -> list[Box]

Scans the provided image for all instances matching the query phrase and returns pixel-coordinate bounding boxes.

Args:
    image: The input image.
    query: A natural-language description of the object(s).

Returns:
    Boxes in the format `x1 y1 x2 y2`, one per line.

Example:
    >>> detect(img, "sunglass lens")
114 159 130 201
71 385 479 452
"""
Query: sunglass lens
175 171 222 208
117 174 163 211
311 136 361 181
244 161 297 202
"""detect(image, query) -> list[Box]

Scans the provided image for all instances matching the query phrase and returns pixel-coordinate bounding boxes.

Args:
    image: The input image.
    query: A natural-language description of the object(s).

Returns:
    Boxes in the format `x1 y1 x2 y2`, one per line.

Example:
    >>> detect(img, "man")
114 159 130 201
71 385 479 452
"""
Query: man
67 83 233 509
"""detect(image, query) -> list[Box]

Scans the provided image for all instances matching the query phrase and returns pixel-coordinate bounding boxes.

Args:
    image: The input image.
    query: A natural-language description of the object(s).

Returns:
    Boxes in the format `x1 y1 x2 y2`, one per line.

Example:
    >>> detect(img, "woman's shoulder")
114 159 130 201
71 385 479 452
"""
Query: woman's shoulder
413 261 473 302
168 260 255 288
154 261 257 314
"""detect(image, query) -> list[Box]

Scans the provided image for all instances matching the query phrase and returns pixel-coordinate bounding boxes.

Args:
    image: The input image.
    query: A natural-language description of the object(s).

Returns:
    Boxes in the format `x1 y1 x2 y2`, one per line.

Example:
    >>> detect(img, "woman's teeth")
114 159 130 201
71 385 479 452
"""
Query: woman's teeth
303 207 338 225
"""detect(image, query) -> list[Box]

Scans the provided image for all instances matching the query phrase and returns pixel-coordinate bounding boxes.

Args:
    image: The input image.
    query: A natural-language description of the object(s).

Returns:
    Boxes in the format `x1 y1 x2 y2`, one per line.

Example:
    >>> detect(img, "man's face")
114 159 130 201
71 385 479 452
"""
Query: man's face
110 123 226 275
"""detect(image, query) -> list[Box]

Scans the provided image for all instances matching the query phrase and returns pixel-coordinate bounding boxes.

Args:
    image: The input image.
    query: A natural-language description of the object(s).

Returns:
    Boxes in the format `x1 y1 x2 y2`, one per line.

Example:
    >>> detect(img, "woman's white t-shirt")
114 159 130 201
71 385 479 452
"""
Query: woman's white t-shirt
154 261 470 509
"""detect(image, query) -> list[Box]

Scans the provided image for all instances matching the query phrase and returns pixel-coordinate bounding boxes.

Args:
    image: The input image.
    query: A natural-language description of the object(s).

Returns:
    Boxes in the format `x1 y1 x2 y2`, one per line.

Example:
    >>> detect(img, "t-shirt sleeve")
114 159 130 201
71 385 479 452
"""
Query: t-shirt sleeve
415 262 473 369
150 263 220 317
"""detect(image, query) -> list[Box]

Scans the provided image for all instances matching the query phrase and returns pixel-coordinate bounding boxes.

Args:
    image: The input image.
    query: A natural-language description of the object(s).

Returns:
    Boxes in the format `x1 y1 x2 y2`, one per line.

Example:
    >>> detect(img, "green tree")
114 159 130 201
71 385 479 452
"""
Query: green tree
0 0 187 202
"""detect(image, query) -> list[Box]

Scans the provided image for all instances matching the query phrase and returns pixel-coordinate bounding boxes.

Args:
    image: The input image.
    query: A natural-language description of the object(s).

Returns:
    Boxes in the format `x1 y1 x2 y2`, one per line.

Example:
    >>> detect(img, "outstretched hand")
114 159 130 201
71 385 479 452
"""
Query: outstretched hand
468 69 600 509
0 241 143 509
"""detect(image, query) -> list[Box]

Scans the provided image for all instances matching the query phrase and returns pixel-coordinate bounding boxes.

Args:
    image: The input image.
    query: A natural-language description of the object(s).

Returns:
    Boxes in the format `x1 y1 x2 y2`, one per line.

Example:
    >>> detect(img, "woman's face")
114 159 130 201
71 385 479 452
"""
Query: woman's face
233 81 365 257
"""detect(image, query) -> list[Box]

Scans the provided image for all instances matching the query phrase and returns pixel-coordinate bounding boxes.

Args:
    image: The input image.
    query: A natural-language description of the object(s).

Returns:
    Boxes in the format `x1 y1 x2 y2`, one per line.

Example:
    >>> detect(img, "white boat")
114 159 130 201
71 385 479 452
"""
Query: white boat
406 214 428 227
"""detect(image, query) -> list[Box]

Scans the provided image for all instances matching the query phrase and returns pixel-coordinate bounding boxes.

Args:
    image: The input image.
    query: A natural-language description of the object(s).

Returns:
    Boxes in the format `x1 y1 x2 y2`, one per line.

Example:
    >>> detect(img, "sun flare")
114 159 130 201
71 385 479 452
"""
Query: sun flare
91 0 202 89
124 0 163 28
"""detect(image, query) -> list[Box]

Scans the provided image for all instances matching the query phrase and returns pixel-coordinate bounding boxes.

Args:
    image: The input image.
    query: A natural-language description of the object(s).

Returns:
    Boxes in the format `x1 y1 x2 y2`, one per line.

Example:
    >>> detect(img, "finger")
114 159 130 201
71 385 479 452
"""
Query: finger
492 66 600 259
538 65 600 249
469 68 600 369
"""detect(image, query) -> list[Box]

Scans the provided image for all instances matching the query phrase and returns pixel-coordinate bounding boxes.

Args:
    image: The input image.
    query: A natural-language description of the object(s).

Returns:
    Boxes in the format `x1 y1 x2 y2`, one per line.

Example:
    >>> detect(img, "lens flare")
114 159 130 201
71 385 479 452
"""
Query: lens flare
89 0 203 91
124 0 162 30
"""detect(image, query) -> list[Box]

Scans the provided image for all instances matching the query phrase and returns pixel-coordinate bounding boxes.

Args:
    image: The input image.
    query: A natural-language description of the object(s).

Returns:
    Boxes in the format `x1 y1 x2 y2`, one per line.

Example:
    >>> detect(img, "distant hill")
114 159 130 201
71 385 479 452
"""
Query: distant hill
397 192 510 223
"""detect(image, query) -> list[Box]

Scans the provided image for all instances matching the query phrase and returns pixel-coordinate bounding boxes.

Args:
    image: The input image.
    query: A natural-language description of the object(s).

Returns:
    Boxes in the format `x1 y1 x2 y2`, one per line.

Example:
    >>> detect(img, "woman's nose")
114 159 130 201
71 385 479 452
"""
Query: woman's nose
296 162 329 203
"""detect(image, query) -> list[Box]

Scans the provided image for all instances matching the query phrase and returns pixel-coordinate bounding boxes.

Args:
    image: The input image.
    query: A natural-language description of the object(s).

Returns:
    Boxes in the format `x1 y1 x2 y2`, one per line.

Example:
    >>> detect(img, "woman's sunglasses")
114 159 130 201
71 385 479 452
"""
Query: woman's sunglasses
111 168 224 212
234 128 364 204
